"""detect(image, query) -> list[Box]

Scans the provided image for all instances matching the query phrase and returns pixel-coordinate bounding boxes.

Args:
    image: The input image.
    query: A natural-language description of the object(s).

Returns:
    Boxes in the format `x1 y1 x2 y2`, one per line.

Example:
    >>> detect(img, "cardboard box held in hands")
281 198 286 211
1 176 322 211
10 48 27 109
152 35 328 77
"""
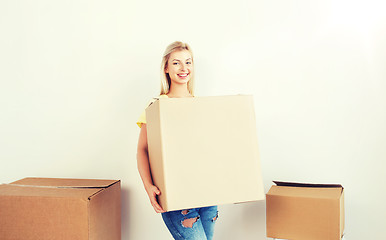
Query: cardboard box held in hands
266 181 345 240
146 95 265 211
0 177 121 240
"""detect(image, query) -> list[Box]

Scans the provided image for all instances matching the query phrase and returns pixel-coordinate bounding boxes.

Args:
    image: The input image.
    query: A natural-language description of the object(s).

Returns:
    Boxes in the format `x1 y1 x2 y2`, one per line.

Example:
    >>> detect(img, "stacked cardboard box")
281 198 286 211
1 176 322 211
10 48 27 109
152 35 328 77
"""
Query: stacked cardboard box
0 177 121 240
266 181 344 240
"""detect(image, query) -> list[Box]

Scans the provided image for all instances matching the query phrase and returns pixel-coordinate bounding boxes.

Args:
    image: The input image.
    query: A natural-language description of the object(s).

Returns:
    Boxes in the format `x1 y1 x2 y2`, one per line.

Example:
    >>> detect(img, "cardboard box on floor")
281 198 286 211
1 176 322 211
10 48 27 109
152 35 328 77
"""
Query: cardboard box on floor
266 181 345 240
145 95 265 211
0 177 121 240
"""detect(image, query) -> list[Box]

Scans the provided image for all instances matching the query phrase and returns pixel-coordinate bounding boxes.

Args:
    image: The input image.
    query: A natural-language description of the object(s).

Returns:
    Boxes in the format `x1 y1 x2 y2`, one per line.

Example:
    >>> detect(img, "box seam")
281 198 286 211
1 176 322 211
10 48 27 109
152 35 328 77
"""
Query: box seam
88 181 120 200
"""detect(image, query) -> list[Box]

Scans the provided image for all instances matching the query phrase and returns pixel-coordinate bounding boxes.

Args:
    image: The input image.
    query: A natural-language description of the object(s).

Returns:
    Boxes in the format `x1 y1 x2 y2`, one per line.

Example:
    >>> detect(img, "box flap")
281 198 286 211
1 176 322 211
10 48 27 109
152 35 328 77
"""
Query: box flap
10 177 118 188
0 184 100 200
273 181 343 189
268 181 343 199
0 178 120 200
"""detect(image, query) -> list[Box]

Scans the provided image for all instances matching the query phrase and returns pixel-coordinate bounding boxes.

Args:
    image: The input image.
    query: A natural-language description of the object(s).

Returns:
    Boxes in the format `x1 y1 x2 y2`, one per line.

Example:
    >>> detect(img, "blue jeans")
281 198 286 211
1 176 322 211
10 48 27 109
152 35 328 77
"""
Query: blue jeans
161 206 218 240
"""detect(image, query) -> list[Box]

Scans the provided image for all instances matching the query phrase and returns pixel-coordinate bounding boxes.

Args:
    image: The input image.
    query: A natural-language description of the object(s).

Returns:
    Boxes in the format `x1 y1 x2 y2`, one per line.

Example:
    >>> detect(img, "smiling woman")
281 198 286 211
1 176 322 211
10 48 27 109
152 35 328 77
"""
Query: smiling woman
136 41 218 240
166 51 193 85
160 41 195 97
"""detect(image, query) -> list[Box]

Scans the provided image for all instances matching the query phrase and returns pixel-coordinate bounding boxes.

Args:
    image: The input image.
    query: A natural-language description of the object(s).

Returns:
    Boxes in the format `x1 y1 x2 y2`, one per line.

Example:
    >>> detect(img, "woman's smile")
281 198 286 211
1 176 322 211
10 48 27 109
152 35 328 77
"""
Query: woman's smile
178 73 189 79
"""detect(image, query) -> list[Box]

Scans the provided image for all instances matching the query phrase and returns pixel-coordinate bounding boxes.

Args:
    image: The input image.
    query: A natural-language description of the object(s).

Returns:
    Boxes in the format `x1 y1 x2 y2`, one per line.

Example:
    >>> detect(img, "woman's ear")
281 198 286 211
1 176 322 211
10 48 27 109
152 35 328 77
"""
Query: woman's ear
165 66 169 73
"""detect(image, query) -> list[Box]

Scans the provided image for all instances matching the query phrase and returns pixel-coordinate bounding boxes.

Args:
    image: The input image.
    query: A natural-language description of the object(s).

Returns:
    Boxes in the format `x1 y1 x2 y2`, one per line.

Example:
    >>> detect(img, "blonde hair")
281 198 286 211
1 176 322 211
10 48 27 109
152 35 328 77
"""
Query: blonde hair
160 41 194 95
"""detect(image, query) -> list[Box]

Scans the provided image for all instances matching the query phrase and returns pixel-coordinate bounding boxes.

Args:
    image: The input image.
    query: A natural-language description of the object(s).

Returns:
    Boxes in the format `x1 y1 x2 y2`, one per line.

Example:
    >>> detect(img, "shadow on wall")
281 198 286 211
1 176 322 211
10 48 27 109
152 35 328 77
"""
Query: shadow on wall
216 200 266 240
241 201 266 236
121 187 130 239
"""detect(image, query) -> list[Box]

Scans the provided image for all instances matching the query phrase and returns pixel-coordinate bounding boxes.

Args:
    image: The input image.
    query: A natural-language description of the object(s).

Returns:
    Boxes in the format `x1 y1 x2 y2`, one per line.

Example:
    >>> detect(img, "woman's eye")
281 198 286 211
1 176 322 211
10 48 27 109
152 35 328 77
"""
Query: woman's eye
186 61 192 64
173 62 179 65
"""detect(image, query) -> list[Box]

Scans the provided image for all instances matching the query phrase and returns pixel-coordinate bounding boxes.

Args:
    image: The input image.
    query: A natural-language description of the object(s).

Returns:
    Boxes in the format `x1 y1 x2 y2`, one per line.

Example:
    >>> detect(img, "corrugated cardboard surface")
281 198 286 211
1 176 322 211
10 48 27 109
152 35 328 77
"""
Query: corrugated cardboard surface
90 181 121 240
146 95 265 211
266 182 344 240
0 177 121 240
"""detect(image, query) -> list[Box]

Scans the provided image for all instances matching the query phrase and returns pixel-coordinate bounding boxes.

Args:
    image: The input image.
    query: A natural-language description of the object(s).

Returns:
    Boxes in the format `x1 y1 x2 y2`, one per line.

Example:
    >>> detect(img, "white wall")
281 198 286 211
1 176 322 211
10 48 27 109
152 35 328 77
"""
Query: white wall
1 0 385 239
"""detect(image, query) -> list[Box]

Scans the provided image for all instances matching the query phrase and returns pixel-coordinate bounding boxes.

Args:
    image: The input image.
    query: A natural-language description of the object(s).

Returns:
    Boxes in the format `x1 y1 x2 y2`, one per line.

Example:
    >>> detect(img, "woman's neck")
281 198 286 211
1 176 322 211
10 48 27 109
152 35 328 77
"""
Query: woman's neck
167 84 193 98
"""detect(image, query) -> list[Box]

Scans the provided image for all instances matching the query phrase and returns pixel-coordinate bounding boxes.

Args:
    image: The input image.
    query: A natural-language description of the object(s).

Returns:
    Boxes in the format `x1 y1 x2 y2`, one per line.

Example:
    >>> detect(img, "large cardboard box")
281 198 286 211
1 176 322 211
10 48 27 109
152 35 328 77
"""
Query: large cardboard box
146 95 265 211
266 181 345 240
0 177 121 240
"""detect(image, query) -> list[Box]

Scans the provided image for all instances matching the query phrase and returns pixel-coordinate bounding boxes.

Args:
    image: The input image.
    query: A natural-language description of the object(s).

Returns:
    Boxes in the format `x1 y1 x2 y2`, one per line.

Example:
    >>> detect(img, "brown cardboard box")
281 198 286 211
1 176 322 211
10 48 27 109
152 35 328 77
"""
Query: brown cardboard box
0 177 121 240
266 181 344 240
146 95 265 211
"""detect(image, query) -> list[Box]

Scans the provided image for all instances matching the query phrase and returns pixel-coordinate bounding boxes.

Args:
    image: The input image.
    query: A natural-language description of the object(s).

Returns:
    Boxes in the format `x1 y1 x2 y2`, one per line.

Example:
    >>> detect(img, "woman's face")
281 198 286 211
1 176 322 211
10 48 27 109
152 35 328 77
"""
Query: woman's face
165 50 193 86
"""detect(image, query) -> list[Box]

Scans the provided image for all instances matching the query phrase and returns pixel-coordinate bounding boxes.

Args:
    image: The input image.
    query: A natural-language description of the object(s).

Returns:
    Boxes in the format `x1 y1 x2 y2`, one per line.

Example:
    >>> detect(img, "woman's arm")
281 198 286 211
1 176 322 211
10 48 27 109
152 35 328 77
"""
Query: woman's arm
137 124 165 213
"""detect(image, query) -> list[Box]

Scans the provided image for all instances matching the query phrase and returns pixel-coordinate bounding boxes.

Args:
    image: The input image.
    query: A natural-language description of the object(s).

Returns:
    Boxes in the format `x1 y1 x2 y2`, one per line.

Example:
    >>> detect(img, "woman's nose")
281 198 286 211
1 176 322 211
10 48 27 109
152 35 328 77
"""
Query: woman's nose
180 63 187 71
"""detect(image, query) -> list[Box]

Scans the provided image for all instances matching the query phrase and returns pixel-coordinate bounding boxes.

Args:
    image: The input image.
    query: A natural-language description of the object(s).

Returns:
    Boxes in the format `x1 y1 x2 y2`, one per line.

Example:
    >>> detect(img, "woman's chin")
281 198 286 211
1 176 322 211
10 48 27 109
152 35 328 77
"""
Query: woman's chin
172 79 190 85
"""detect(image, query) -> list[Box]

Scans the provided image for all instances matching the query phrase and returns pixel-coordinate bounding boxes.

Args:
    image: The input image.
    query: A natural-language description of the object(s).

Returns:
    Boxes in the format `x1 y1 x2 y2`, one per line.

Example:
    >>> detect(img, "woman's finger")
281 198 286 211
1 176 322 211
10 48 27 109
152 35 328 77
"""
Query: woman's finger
151 196 164 212
150 194 165 213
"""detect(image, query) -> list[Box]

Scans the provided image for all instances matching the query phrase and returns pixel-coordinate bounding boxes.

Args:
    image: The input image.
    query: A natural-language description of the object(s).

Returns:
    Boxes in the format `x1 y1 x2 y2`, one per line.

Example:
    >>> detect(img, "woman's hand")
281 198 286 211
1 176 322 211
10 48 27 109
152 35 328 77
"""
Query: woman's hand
145 184 165 213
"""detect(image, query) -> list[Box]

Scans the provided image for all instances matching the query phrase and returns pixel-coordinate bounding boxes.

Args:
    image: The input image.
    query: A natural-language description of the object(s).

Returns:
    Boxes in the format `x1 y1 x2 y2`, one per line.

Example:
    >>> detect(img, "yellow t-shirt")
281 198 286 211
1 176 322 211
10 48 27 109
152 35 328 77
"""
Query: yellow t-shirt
136 94 169 128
